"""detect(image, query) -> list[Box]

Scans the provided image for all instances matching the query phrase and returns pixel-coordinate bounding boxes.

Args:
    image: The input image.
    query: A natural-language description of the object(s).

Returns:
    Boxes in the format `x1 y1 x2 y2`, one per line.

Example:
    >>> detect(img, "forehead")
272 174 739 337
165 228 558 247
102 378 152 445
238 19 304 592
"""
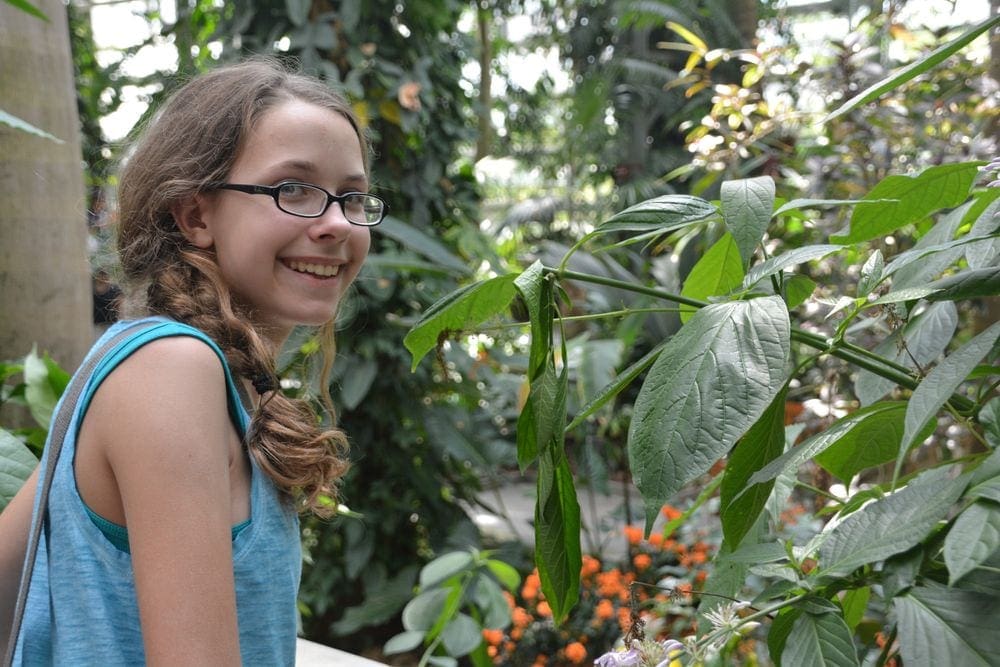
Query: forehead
232 99 365 181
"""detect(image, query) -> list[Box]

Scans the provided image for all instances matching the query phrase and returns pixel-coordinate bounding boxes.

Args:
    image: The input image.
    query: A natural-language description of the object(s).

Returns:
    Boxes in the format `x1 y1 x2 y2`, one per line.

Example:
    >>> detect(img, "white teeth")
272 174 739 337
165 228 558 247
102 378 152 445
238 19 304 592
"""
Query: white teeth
287 261 340 277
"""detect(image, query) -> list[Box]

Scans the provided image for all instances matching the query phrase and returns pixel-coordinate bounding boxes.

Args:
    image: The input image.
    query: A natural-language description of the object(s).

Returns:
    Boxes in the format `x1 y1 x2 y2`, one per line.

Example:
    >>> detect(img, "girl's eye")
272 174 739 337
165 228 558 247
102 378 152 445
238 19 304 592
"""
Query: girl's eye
279 183 312 200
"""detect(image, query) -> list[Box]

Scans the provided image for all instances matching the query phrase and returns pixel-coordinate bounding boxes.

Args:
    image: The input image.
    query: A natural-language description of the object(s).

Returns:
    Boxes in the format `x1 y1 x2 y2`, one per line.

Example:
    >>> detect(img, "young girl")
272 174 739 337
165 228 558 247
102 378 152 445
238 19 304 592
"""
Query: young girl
0 58 384 665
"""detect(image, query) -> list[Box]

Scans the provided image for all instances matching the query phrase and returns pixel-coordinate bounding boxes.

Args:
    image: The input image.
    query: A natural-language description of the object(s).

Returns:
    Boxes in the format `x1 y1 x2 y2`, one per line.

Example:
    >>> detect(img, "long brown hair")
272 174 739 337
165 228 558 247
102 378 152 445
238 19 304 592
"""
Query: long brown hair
116 58 366 516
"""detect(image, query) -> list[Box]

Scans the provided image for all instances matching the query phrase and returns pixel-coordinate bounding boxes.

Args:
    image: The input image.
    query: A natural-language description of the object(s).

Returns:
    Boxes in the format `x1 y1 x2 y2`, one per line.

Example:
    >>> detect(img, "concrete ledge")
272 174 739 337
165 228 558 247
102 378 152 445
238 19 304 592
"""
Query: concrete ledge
296 638 385 666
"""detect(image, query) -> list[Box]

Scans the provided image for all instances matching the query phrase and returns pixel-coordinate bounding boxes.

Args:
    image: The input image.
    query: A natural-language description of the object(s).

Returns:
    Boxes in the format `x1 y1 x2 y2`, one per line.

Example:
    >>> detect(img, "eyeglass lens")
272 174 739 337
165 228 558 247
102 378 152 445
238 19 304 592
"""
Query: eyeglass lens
278 183 383 224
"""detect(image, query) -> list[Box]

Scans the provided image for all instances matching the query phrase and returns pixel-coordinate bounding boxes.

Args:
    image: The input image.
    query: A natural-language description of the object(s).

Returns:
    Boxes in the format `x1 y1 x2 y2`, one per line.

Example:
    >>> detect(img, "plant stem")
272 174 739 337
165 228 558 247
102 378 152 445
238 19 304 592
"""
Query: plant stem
551 267 976 413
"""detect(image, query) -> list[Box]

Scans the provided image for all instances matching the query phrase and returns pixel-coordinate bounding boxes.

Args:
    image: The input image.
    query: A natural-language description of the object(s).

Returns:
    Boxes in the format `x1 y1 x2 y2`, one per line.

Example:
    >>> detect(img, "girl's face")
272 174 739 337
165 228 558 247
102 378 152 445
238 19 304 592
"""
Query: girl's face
186 99 372 344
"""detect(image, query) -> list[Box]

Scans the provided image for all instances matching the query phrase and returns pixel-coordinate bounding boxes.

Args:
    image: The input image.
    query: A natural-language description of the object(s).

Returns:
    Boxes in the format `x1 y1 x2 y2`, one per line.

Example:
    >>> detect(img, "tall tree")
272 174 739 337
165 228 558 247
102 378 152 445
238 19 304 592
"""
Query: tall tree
0 1 92 372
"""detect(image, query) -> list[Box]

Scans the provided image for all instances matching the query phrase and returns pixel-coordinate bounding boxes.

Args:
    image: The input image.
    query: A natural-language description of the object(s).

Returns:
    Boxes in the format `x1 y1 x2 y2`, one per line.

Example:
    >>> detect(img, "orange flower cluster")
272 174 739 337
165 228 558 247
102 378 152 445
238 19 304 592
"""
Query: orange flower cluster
485 505 718 665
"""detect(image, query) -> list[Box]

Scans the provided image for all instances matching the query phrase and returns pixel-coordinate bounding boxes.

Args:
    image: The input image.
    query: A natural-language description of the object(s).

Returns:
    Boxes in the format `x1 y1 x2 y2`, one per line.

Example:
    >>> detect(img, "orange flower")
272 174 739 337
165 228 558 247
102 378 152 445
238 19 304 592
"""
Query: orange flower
482 628 504 646
633 553 652 572
487 645 497 658
564 641 588 664
661 505 682 520
624 525 644 545
581 555 601 578
648 532 664 548
596 570 625 598
536 600 552 617
676 582 693 598
617 606 632 633
695 570 708 584
512 606 532 629
595 598 615 620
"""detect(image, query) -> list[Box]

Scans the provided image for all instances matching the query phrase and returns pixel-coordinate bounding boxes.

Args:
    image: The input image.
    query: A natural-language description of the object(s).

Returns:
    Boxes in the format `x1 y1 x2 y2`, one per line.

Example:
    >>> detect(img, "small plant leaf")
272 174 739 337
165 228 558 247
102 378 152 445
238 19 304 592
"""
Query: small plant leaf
594 194 716 233
485 559 520 592
784 274 817 308
1 429 37 511
629 297 790 533
743 244 841 289
419 551 474 589
721 176 775 266
440 613 482 657
383 630 426 655
833 163 981 244
857 250 884 297
720 387 788 548
894 583 1000 666
680 232 744 323
782 606 860 667
814 402 907 482
401 589 450 632
896 321 1000 480
24 347 59 429
818 467 967 578
404 275 518 370
924 267 1000 302
534 448 581 623
945 500 1000 585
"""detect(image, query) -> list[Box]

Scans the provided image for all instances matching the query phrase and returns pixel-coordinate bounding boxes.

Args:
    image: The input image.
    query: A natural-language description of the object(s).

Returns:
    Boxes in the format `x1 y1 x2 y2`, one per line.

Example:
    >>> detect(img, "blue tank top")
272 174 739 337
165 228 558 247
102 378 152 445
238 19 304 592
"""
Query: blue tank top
12 317 302 666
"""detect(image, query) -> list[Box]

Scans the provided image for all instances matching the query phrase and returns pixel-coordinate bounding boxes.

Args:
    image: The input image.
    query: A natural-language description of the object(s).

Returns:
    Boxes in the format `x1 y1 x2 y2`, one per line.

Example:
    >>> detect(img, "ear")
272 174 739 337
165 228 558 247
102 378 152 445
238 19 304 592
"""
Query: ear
172 196 214 249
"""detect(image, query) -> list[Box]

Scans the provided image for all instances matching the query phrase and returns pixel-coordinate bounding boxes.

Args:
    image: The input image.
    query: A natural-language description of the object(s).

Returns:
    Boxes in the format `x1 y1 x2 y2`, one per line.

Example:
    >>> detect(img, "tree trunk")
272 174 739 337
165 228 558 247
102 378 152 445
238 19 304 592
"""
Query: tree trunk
475 6 493 162
0 1 93 375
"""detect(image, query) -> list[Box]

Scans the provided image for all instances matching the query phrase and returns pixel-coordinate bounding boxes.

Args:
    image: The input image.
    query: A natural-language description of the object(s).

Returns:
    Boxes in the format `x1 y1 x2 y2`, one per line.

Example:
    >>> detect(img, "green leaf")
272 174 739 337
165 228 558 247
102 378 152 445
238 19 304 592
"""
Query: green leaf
485 559 520 592
814 403 908 482
884 231 999 284
743 245 841 289
514 261 551 377
894 583 1000 666
855 302 958 406
745 402 906 490
629 297 790 533
772 197 892 218
890 201 971 290
924 267 1000 302
0 429 37 510
440 613 482 657
0 109 62 142
857 250 884 298
720 387 788 548
841 587 870 631
945 500 1000 585
3 0 47 20
825 14 1000 122
833 163 980 244
419 551 474 589
427 657 458 667
594 194 716 233
565 341 665 432
338 356 377 410
383 630 426 655
473 574 511 630
403 275 518 371
784 274 816 309
867 286 942 305
24 347 59 429
896 321 1000 480
534 448 581 623
571 338 625 415
401 589 450 632
721 176 775 266
782 607 860 667
969 476 1000 505
679 232 744 323
517 357 567 469
818 467 967 578
377 216 471 276
965 195 1000 270
980 398 1000 448
769 608 801 665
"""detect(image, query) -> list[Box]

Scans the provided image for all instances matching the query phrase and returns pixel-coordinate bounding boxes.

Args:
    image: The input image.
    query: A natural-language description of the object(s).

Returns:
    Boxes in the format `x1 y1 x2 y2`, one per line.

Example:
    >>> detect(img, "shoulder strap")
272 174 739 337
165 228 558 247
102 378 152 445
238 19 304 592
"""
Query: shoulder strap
3 322 155 667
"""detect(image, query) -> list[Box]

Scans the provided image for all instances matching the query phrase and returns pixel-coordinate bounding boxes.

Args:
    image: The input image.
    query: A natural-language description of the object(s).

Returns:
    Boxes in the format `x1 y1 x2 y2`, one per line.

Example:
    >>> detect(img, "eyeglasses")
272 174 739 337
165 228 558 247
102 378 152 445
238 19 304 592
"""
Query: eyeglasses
214 181 387 226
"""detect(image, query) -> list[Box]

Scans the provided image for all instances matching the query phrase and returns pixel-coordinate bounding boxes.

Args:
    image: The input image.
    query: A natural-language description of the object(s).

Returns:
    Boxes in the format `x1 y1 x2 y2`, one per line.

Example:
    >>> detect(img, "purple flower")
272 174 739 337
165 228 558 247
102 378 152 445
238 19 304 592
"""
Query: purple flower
652 639 685 667
594 649 642 667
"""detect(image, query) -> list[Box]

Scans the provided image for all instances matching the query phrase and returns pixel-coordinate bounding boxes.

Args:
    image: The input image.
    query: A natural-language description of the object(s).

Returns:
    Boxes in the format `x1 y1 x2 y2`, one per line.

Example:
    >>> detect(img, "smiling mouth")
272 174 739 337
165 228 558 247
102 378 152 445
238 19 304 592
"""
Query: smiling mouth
286 260 341 278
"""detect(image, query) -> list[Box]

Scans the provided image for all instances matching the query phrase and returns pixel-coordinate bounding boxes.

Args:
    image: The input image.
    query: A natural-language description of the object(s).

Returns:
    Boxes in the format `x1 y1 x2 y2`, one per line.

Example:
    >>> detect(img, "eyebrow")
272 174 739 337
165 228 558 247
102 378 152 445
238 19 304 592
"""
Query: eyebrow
271 159 369 187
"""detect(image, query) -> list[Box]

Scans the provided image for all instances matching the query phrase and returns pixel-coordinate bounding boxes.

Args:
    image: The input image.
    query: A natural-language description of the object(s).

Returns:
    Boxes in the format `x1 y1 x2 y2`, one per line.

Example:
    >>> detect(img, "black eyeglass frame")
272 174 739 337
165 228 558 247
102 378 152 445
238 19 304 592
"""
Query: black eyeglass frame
213 181 388 226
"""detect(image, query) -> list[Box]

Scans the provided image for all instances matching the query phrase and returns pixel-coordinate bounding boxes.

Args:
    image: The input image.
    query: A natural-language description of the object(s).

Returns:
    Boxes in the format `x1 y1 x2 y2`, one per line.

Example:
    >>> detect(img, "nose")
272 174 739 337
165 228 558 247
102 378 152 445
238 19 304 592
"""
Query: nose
307 201 354 242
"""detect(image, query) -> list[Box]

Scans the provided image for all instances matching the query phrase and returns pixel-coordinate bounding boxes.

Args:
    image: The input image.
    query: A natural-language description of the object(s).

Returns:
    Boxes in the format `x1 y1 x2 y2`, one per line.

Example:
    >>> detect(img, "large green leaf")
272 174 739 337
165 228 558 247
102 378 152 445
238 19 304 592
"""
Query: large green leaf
896 321 1000 479
894 583 1000 666
890 201 971 290
534 448 581 624
0 429 37 511
594 194 716 233
965 195 1000 269
440 613 482 657
720 387 788 548
679 232 744 323
818 467 967 578
403 274 518 370
401 588 450 632
814 403 907 482
825 14 1000 122
514 261 552 377
782 605 860 667
833 163 980 244
419 551 474 589
855 302 958 406
628 296 790 533
944 500 1000 585
721 176 775 266
742 244 841 290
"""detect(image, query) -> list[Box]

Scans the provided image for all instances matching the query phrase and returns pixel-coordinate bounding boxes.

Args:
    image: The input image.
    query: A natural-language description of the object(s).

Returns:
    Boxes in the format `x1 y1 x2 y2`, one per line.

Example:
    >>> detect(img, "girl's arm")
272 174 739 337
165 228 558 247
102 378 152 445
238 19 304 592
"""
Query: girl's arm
0 466 38 655
90 336 243 666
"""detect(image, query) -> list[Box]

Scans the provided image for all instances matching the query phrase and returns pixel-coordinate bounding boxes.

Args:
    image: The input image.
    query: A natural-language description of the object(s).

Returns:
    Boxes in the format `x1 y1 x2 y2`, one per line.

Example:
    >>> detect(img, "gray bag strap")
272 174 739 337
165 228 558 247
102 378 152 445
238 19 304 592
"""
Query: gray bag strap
3 322 155 667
